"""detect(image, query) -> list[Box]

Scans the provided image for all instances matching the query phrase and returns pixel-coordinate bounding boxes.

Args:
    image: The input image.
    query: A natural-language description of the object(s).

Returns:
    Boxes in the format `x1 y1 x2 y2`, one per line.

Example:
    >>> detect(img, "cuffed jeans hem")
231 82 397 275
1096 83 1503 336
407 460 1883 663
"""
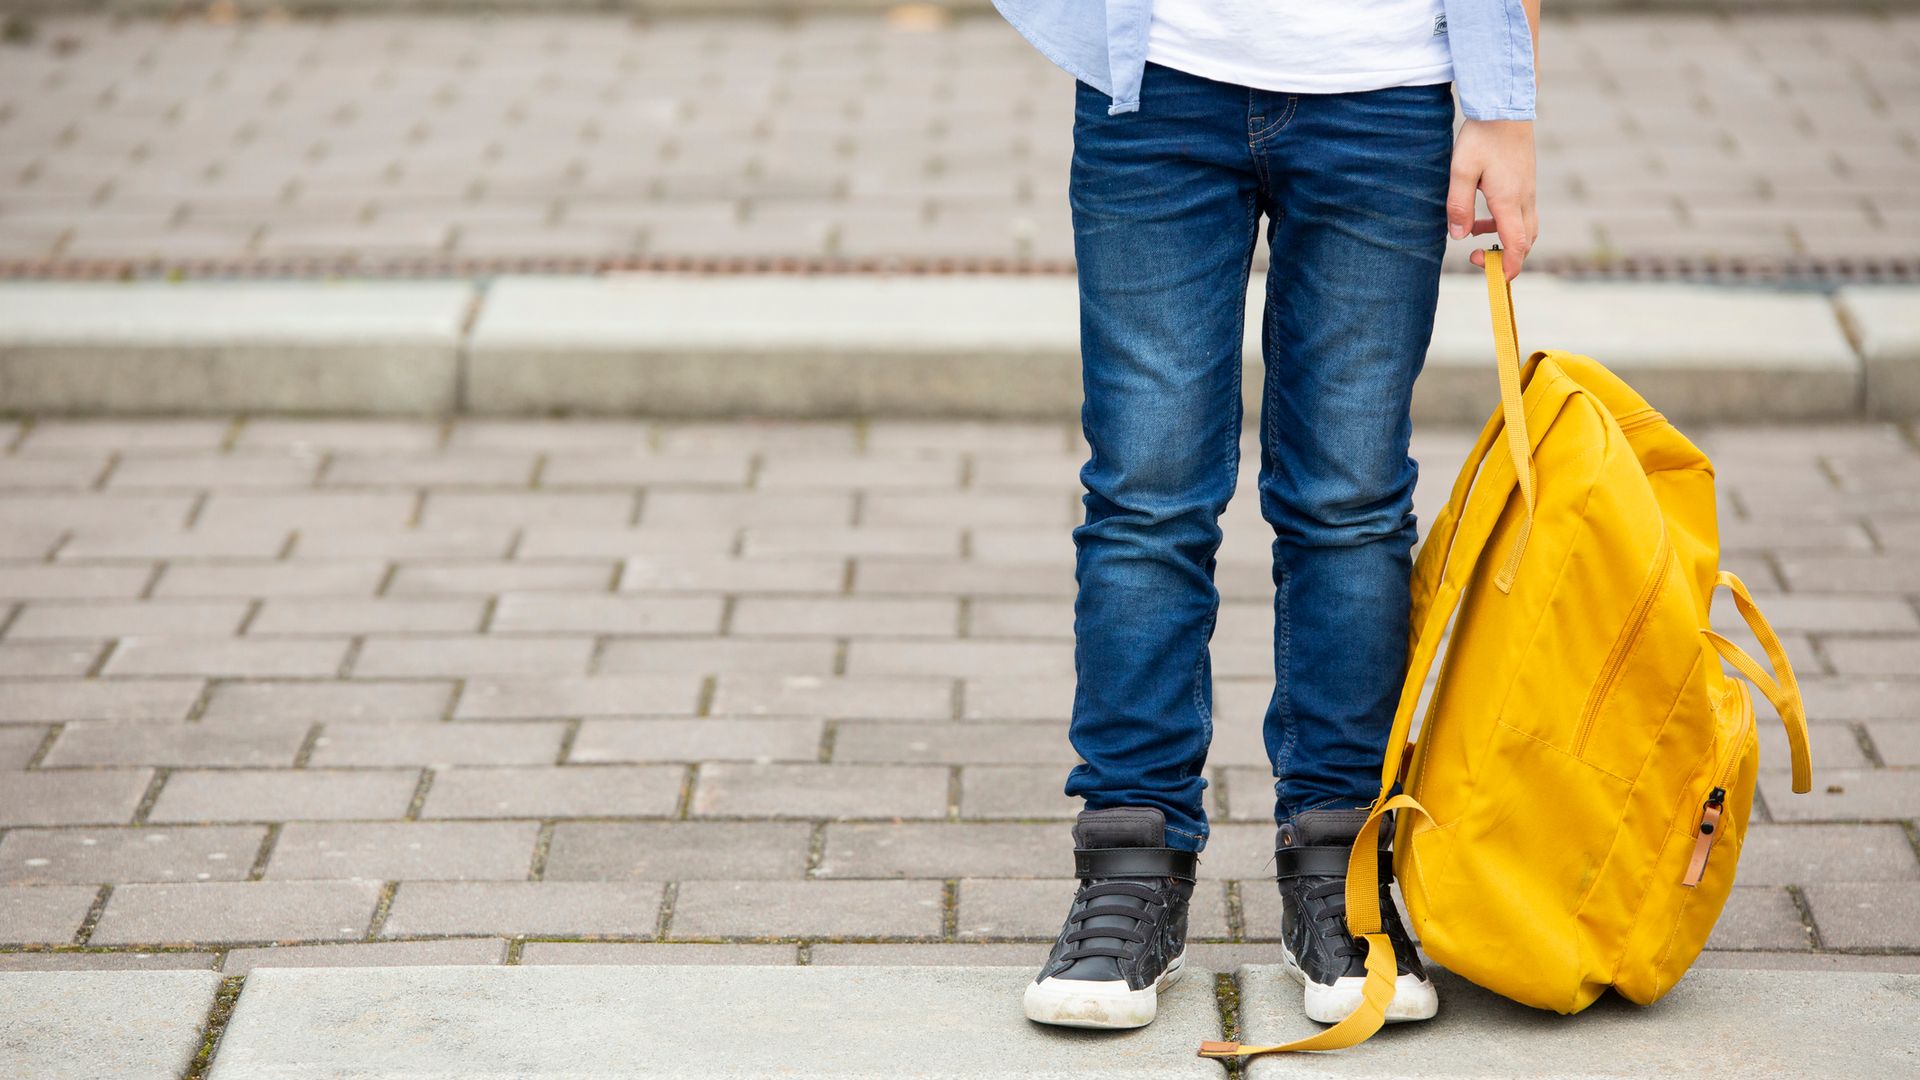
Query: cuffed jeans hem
1275 795 1378 830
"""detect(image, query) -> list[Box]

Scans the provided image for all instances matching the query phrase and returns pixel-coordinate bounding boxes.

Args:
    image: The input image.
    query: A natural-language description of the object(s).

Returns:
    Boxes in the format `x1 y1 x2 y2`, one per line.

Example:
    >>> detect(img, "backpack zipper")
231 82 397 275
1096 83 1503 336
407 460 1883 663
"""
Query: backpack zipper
1682 682 1754 887
1680 786 1727 888
1572 534 1675 759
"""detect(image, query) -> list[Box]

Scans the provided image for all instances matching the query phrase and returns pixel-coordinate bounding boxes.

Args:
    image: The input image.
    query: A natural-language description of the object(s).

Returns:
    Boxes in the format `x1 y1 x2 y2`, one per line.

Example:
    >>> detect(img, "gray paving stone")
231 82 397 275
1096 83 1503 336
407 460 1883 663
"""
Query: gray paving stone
669 879 944 938
91 880 383 945
223 938 507 975
730 596 958 638
150 561 390 600
104 636 350 678
691 762 951 819
0 951 219 971
8 600 249 640
1760 768 1920 822
489 594 724 635
0 564 156 601
248 598 488 636
639 490 852 528
957 765 1079 820
106 453 319 491
522 529 737 561
381 882 665 938
1736 823 1920 885
386 561 619 596
263 822 541 882
0 282 469 412
816 823 1067 879
352 637 597 678
1799 679 1920 723
1867 721 1920 766
422 492 637 529
517 942 796 965
191 495 417 533
1706 886 1815 951
0 770 154 827
455 675 705 720
0 827 265 886
293 528 515 559
324 452 536 487
1804 882 1920 949
848 640 1076 679
570 718 823 764
1237 966 1919 1078
42 718 311 768
596 637 838 676
420 765 685 819
199 680 456 724
147 769 421 824
832 721 1077 765
0 885 99 945
540 453 751 487
207 965 1222 1078
961 677 1075 721
0 640 104 677
807 942 1038 966
0 970 220 1080
747 526 960 560
236 420 443 453
709 673 955 720
308 721 568 767
542 821 811 882
1692 950 1920 975
0 726 49 769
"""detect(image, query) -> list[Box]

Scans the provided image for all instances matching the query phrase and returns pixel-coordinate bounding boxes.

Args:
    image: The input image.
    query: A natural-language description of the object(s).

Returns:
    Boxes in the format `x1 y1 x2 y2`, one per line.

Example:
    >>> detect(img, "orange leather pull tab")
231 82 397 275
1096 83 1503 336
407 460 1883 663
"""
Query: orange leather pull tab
1197 1042 1243 1058
1681 798 1724 888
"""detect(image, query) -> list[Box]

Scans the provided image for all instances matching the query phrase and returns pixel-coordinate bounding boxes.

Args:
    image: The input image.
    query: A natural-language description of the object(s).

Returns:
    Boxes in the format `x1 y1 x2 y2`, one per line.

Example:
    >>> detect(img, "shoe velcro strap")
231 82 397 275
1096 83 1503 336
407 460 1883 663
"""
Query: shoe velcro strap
1073 846 1198 881
1274 844 1392 882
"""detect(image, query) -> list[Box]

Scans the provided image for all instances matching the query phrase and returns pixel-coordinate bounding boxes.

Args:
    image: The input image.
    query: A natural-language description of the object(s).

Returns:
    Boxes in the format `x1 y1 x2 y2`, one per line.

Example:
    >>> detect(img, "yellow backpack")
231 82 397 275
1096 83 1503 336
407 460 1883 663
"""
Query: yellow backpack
1202 249 1814 1059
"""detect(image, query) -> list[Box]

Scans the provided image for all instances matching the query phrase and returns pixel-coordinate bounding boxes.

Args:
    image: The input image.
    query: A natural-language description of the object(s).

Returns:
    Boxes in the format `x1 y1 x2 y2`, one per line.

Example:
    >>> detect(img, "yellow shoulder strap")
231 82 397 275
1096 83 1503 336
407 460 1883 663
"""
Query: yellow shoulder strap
1197 251 1534 1060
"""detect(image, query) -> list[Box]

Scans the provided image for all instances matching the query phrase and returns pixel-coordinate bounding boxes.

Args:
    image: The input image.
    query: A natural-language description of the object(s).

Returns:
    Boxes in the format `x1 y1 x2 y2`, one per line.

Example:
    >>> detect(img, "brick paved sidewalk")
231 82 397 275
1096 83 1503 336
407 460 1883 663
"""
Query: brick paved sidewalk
0 416 1915 974
0 10 1916 276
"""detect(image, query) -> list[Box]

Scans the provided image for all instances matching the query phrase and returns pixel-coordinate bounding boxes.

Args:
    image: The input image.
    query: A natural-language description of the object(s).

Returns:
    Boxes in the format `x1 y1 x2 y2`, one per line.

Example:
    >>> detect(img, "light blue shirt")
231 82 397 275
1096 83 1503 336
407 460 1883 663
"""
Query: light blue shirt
991 0 1536 122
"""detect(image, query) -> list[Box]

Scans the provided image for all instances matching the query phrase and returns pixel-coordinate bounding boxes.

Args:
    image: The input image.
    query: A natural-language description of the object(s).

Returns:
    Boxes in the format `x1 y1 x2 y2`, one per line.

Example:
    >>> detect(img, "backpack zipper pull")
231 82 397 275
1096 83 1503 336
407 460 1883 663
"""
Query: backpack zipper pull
1680 787 1726 888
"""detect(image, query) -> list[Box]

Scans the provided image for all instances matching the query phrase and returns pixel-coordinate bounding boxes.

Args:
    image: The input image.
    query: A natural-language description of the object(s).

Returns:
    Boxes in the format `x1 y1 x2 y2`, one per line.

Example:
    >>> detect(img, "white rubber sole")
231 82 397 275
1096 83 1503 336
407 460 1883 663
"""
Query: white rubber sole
1281 942 1439 1025
1023 950 1186 1030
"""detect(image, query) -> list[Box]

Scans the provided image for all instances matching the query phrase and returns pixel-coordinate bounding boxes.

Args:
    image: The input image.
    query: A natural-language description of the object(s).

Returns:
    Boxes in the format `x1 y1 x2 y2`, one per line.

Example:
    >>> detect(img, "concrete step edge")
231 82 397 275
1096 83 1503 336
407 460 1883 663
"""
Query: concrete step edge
1 277 1915 421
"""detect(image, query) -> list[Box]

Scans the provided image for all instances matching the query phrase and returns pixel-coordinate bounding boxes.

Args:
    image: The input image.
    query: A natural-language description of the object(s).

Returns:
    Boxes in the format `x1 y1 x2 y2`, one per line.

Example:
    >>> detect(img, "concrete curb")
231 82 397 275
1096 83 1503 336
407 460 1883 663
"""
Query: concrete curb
0 282 473 415
0 276 1913 421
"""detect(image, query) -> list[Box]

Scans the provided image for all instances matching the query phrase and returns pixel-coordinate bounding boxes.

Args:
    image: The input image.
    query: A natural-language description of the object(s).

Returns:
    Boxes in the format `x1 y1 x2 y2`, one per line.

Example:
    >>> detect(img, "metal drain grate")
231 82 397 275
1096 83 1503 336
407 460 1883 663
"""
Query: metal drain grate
1 253 1916 286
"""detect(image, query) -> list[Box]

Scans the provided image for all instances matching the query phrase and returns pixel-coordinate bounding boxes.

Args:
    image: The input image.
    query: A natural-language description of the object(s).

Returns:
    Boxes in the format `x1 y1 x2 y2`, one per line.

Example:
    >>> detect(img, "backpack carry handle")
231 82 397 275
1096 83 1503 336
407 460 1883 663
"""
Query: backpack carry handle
1484 247 1537 594
1702 571 1813 793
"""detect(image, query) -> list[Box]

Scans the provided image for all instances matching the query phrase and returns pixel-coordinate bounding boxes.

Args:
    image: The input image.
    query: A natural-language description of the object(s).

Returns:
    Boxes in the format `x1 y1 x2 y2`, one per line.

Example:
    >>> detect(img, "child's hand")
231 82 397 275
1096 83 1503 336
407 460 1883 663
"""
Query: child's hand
1448 119 1538 280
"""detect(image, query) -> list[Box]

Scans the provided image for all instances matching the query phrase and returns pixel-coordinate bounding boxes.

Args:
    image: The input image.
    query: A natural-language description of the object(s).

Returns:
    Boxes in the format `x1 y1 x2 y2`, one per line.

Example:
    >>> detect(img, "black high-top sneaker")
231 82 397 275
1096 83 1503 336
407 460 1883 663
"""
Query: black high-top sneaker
1275 808 1437 1024
1023 807 1196 1030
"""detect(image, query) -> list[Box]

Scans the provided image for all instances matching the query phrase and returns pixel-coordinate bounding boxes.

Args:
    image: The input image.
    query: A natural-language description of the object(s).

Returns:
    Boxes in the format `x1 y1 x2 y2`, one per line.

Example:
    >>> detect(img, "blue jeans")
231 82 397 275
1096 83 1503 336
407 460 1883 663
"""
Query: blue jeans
1064 63 1454 852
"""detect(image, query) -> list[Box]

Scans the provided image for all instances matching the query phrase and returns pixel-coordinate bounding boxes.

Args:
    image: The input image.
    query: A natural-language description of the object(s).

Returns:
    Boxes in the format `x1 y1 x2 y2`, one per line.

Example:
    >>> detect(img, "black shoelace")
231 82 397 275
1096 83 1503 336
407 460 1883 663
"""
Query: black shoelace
1059 880 1165 963
1301 878 1364 961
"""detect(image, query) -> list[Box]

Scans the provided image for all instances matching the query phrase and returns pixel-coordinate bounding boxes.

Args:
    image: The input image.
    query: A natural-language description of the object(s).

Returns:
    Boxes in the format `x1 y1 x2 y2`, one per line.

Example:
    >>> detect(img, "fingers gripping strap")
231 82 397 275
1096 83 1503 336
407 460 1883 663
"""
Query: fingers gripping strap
1485 248 1536 594
1199 794 1433 1059
1705 571 1811 793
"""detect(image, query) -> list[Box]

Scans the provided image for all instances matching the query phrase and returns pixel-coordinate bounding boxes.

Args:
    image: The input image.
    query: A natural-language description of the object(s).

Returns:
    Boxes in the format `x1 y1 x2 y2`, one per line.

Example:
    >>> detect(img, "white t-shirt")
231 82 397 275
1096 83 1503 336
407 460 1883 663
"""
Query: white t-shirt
1145 0 1454 96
